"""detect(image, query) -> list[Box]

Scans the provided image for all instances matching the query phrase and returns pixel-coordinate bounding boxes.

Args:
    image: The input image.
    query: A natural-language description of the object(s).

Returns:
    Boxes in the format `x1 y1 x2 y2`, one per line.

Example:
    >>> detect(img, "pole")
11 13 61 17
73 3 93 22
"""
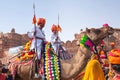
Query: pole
33 3 39 75
33 3 38 60
57 13 61 79
56 14 59 55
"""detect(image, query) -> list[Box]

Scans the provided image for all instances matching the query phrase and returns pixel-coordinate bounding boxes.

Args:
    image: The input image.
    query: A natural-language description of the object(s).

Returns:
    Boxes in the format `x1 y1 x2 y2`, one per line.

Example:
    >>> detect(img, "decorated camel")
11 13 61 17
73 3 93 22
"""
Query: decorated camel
8 26 113 80
60 26 114 80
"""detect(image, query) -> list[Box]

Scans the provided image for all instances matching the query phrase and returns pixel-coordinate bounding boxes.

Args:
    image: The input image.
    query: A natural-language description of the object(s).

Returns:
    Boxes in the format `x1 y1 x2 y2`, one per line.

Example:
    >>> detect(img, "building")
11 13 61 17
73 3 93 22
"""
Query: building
0 28 30 57
0 27 120 63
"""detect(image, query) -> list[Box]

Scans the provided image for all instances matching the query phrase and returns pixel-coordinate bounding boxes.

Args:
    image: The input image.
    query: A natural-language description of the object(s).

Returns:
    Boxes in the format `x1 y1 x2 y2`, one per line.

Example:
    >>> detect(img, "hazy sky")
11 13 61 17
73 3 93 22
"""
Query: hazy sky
0 0 120 42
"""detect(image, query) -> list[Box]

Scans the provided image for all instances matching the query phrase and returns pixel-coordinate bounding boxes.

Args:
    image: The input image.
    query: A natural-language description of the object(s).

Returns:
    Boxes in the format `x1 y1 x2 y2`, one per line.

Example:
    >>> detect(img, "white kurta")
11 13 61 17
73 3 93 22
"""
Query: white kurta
50 33 61 55
28 26 45 59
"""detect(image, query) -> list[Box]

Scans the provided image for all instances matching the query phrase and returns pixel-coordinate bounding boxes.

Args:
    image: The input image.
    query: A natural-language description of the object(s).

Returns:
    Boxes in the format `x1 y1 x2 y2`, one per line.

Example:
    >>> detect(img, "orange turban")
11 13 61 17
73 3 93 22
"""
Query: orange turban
99 50 105 55
57 25 62 32
37 18 46 25
110 42 115 47
108 49 120 64
51 24 58 32
51 24 62 32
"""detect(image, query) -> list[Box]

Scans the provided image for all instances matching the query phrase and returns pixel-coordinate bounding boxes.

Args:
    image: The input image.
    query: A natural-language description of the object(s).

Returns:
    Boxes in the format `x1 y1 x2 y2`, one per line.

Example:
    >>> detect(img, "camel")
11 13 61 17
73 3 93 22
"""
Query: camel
8 26 113 80
61 27 113 80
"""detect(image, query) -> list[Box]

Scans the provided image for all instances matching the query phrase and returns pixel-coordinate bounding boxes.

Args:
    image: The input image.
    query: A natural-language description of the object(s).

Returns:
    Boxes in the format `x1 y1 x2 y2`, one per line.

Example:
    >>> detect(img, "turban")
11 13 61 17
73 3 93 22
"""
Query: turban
37 18 46 25
99 51 107 59
51 24 58 32
99 50 105 55
57 25 62 32
108 49 120 64
51 24 62 32
103 23 109 28
110 42 115 47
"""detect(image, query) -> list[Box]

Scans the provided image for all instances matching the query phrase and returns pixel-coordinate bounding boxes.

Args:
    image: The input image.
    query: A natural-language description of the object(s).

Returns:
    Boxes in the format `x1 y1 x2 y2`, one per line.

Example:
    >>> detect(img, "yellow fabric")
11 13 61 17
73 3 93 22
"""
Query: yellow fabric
15 57 20 62
83 59 105 80
20 40 33 61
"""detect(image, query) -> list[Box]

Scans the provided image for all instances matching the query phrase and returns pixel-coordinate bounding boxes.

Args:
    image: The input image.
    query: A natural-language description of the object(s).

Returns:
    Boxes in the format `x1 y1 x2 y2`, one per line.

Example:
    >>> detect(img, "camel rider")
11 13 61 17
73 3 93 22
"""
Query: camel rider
28 18 46 78
28 18 46 60
50 24 62 55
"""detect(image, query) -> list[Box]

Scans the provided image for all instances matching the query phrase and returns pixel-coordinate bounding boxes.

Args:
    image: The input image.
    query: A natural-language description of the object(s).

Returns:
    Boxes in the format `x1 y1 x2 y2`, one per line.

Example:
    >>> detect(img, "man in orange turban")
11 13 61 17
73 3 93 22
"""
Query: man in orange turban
50 24 62 55
110 42 115 49
28 17 46 78
108 49 120 80
50 24 65 55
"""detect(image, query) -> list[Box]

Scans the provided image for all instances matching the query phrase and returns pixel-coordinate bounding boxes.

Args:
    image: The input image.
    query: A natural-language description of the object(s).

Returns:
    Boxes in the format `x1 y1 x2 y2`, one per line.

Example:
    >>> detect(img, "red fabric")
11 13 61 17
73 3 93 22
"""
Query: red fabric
21 52 25 57
0 74 6 80
111 73 120 80
112 77 120 80
28 51 35 55
100 55 106 58
39 68 44 75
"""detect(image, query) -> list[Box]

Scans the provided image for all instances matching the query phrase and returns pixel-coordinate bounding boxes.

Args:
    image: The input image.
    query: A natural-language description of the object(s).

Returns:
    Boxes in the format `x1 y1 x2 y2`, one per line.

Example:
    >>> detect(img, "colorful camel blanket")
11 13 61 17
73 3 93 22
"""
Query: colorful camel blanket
43 42 61 80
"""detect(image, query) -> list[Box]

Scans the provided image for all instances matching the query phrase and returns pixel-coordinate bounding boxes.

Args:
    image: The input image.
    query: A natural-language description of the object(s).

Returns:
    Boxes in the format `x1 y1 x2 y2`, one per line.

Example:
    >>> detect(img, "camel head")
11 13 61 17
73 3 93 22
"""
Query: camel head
85 26 114 45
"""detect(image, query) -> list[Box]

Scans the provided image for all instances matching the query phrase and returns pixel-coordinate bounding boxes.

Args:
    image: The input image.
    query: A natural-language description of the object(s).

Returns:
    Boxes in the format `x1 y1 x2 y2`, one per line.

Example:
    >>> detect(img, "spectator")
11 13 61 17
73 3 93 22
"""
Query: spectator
108 49 120 80
83 54 106 80
0 60 7 80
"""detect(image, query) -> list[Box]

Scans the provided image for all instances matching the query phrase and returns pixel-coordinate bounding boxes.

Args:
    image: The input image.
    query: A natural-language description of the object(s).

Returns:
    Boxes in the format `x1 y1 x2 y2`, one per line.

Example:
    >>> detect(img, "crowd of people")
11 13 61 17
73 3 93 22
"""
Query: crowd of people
0 17 63 80
0 60 13 80
0 17 120 80
27 19 120 80
83 41 120 80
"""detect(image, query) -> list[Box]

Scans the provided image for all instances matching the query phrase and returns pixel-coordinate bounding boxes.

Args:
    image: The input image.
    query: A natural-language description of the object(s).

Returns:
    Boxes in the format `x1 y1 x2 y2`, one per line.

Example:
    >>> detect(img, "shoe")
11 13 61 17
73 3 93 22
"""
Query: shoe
34 73 39 78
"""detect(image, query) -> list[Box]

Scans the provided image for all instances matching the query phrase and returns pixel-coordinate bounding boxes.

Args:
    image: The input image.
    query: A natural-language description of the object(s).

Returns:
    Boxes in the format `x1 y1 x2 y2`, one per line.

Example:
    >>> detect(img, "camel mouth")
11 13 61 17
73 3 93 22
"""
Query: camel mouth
93 27 114 45
108 30 114 35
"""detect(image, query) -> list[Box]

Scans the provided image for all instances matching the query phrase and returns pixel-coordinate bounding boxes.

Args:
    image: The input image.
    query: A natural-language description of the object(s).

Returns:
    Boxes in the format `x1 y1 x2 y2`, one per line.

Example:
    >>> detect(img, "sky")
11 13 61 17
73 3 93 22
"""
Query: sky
0 0 120 42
